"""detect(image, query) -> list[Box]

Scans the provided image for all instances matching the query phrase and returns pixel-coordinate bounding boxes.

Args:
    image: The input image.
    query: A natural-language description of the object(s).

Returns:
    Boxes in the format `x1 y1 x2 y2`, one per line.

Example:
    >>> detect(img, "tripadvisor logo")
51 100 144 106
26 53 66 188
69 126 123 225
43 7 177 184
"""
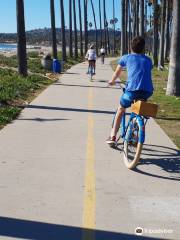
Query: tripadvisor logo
135 227 143 235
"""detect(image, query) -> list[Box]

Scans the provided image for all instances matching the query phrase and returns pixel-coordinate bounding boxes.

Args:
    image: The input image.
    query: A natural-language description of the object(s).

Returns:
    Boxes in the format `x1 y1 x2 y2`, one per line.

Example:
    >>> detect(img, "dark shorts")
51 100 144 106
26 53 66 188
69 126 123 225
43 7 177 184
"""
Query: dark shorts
88 60 96 64
120 90 153 108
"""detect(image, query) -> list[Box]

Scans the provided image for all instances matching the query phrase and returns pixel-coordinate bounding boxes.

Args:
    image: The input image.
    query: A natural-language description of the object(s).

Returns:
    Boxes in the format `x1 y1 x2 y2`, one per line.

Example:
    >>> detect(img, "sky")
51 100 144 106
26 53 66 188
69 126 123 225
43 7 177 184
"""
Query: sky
0 0 121 33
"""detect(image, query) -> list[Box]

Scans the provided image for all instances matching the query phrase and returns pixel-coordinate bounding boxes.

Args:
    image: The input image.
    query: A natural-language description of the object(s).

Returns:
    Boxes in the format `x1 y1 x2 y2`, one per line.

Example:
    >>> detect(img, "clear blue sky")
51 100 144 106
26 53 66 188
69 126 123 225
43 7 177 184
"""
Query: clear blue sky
0 0 121 33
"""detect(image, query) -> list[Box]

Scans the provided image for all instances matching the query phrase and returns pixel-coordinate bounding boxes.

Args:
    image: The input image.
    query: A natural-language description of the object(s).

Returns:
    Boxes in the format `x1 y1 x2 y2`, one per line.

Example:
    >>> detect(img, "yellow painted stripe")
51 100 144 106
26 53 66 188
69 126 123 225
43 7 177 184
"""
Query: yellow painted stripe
82 88 96 240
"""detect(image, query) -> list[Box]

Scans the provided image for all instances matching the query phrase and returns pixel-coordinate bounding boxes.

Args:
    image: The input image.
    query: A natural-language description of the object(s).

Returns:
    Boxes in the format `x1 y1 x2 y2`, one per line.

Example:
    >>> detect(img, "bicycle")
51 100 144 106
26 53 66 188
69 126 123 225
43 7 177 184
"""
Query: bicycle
110 85 158 169
100 54 105 64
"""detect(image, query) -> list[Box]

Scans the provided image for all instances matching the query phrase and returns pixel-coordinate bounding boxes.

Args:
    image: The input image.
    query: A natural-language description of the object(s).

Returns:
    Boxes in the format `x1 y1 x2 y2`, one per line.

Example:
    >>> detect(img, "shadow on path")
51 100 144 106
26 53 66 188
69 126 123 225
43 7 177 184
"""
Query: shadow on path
54 82 121 90
26 105 115 115
0 216 161 240
135 144 180 181
18 118 69 122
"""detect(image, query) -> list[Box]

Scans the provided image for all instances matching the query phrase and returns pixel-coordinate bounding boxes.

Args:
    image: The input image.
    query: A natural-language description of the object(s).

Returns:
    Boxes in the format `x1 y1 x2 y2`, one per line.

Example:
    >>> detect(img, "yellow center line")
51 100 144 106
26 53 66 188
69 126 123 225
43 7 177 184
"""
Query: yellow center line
82 87 96 240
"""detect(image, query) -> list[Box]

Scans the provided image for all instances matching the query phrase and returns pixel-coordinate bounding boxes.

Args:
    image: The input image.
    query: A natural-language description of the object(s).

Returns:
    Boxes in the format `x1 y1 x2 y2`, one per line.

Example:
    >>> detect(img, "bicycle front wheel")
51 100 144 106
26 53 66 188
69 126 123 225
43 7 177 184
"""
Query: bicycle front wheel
123 119 143 169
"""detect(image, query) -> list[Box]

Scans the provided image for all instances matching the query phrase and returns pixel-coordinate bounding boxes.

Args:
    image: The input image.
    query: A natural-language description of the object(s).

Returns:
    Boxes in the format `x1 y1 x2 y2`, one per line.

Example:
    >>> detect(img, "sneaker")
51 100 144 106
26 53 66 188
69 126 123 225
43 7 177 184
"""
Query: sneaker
106 136 116 145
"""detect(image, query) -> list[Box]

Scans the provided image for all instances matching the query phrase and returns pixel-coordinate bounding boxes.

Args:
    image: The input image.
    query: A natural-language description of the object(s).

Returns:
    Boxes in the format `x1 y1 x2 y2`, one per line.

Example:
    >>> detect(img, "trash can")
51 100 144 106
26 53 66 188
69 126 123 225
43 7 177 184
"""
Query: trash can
53 59 61 73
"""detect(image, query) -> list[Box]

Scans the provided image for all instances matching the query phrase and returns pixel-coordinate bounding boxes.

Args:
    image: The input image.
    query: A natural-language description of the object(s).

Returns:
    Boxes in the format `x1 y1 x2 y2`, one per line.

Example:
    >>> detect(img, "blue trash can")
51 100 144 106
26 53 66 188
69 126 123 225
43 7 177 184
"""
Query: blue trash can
53 59 61 73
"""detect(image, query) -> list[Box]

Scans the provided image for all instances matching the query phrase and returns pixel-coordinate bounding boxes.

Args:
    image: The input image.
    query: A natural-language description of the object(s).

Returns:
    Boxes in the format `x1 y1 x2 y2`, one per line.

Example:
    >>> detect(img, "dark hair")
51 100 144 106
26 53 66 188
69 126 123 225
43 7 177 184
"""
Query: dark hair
131 36 145 53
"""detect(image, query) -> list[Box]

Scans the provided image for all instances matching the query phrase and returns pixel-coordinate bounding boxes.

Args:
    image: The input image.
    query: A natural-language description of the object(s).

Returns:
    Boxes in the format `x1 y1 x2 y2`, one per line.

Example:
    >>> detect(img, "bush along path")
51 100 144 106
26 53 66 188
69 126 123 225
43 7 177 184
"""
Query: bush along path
0 52 83 129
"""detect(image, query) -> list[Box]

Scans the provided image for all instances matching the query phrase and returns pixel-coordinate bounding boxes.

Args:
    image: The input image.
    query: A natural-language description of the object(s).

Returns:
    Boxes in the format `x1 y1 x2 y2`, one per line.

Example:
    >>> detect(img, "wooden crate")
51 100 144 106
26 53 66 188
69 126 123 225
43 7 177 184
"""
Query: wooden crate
131 101 158 118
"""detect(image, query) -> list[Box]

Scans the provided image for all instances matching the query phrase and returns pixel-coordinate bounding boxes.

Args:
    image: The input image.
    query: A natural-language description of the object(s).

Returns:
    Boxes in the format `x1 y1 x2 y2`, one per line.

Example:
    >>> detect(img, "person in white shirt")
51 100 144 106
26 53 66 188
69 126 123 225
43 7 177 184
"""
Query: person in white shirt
100 46 105 64
85 44 97 74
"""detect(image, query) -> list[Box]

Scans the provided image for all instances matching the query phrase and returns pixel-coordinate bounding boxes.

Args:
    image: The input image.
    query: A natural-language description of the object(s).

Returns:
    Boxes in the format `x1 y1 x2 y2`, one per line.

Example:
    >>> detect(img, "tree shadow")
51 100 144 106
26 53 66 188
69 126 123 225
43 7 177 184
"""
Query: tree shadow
18 118 69 122
63 72 80 75
135 144 180 181
53 82 120 90
0 216 162 240
26 105 116 115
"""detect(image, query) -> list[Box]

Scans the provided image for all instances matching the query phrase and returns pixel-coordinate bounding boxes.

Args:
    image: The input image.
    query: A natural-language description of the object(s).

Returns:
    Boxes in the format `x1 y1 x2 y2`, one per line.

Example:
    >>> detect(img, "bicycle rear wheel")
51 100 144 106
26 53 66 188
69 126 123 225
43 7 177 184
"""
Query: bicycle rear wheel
89 65 93 81
123 118 143 169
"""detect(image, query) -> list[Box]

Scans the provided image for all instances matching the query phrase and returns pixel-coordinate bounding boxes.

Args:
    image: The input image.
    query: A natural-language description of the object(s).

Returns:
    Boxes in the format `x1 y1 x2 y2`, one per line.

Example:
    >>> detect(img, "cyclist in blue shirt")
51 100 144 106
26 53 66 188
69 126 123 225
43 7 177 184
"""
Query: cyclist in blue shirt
106 36 154 145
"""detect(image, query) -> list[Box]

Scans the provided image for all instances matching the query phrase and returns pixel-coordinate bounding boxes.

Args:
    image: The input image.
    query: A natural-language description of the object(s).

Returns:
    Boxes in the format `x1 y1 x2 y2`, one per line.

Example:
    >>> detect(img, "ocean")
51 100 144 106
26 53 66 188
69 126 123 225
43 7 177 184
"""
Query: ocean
0 43 17 52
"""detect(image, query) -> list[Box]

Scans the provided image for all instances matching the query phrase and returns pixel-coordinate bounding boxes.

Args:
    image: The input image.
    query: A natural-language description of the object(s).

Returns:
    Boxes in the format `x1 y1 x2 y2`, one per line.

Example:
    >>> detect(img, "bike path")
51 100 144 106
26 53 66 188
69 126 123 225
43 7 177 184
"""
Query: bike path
0 58 179 240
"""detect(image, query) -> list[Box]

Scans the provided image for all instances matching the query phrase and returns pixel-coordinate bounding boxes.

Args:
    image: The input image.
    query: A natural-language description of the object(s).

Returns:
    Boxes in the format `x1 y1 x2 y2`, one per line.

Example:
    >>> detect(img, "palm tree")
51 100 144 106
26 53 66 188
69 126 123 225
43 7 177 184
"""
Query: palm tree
153 0 158 66
128 0 132 52
164 0 171 61
125 0 129 53
78 0 83 56
16 0 27 76
60 0 67 61
136 0 139 36
50 0 57 59
139 0 144 37
166 0 180 96
99 0 103 47
73 0 78 58
131 0 136 38
69 0 73 57
121 0 126 55
103 0 107 53
158 0 166 68
113 0 116 54
84 0 88 53
90 0 98 55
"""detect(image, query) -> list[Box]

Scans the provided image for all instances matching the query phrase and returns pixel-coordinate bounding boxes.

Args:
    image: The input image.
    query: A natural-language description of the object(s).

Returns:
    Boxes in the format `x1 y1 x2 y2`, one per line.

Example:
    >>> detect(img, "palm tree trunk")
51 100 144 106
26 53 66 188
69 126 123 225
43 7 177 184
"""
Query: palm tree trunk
60 0 67 61
121 0 126 55
132 0 136 38
103 0 107 53
78 0 83 56
113 0 116 54
164 0 170 61
73 0 78 58
69 0 73 57
128 0 132 53
139 0 144 37
99 0 103 47
158 0 166 68
153 0 158 66
16 0 27 76
136 0 139 36
90 0 98 55
166 0 180 96
107 28 111 54
50 0 57 59
84 0 88 53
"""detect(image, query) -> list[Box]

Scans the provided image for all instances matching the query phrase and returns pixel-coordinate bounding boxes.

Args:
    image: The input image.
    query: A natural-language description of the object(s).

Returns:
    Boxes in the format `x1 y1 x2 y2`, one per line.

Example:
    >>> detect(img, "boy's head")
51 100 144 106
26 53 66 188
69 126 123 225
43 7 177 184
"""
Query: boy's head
131 36 145 54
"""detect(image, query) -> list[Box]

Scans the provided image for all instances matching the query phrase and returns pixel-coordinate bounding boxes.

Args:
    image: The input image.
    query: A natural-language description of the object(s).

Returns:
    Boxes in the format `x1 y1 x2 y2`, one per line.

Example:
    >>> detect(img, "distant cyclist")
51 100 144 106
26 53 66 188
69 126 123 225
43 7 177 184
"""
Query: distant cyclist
100 46 105 64
85 44 96 75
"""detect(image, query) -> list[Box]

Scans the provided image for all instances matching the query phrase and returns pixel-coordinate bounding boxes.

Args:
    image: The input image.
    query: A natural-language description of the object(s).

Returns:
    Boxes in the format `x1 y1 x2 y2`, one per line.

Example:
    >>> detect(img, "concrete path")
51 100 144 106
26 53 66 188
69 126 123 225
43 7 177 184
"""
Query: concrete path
0 58 179 240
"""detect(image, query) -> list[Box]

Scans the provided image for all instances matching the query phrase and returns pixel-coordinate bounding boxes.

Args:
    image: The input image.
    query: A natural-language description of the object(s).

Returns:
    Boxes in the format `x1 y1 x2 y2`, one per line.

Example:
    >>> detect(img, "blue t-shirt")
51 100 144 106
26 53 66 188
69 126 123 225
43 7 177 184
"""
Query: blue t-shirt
118 54 153 93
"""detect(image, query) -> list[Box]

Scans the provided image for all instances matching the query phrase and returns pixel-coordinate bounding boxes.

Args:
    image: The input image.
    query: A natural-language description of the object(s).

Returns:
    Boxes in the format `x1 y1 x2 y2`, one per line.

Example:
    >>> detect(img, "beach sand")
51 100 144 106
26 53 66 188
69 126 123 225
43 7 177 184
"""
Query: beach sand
0 45 55 58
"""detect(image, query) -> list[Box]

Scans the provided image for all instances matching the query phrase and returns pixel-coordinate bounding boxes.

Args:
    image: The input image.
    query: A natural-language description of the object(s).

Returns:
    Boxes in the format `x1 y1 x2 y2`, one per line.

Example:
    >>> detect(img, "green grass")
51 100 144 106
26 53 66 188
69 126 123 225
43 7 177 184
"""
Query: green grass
0 68 53 128
111 60 180 149
0 51 83 129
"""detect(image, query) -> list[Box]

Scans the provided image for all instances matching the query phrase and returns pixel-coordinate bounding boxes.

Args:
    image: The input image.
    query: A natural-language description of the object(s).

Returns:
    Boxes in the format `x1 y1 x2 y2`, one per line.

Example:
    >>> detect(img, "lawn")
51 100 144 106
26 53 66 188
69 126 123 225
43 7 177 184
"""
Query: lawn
0 51 83 129
111 60 180 149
